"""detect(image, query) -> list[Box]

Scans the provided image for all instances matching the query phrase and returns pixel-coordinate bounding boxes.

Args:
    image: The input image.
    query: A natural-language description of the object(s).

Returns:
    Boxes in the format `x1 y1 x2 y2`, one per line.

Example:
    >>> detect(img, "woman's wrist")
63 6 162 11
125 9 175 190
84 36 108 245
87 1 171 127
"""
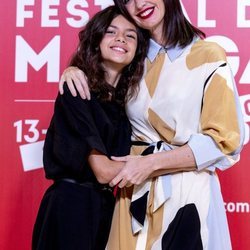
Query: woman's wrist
146 153 161 173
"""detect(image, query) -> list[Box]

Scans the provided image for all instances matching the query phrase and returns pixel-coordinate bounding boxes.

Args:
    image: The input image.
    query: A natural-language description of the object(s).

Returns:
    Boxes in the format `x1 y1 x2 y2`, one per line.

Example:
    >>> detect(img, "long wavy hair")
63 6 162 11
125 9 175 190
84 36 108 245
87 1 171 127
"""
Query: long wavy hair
69 6 149 105
114 0 205 48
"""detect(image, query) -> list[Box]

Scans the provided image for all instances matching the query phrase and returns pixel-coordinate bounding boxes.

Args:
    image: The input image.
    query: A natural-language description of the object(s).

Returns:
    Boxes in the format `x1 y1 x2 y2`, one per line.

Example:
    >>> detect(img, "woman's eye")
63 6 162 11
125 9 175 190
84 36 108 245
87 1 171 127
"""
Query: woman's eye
127 34 136 40
122 0 131 4
106 30 115 34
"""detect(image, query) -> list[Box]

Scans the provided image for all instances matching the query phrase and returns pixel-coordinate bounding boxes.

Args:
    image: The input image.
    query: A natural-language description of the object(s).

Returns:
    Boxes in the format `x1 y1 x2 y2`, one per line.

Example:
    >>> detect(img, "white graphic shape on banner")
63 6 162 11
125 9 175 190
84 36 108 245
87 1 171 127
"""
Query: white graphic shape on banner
15 35 60 82
94 0 114 9
19 140 44 171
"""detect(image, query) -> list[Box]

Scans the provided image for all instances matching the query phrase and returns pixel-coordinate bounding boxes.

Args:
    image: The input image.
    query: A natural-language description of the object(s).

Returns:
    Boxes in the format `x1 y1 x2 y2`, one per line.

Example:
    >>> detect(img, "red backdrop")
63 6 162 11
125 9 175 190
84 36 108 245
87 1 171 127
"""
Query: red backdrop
0 1 249 249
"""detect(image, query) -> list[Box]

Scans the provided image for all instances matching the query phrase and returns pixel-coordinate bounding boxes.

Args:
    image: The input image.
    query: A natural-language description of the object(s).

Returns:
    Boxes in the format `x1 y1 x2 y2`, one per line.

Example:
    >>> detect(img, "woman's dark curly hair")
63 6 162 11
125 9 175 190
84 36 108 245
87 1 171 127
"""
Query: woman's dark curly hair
114 0 205 48
69 5 149 105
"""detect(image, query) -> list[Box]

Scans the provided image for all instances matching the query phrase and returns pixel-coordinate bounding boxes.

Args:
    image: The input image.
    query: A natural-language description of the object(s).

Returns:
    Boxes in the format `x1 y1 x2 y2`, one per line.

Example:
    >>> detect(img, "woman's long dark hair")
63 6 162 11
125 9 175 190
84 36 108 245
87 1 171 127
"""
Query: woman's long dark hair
114 0 205 48
69 6 149 105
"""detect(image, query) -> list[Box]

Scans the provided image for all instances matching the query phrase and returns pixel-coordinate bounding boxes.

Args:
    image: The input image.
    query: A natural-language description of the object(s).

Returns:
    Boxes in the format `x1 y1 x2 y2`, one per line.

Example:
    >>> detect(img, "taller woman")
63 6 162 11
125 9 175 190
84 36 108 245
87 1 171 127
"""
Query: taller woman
60 1 245 249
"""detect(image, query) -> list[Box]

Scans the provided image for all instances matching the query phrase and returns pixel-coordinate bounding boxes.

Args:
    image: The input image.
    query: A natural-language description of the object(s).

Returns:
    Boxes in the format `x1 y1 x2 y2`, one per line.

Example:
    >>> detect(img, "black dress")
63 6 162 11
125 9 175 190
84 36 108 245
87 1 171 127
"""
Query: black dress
32 85 131 250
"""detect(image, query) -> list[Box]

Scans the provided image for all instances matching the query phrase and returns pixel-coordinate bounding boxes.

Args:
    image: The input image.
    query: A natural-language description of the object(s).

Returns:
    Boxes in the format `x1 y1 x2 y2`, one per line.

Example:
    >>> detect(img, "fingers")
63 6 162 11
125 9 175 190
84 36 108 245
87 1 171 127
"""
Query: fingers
59 67 91 99
109 174 123 187
109 172 134 188
80 74 91 100
59 67 78 97
59 76 65 95
66 77 77 97
68 69 90 100
111 155 139 161
111 156 128 162
117 179 129 188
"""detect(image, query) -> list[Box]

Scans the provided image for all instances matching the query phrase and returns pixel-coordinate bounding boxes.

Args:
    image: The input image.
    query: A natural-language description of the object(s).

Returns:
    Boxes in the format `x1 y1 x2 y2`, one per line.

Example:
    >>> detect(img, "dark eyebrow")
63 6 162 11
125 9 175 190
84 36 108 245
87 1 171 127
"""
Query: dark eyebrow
108 24 137 34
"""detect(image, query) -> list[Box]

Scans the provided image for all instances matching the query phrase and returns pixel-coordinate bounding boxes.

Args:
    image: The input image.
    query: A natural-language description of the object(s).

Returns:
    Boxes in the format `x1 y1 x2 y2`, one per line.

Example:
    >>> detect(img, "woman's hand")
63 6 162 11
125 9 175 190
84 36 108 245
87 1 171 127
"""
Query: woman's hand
109 155 154 188
88 150 125 184
59 66 91 100
109 145 196 188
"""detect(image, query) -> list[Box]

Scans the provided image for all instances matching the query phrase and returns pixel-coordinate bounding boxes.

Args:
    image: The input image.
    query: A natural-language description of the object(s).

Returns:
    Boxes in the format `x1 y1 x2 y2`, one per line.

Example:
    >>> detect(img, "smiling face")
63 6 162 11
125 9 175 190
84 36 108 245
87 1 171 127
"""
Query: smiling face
122 0 165 41
100 15 138 72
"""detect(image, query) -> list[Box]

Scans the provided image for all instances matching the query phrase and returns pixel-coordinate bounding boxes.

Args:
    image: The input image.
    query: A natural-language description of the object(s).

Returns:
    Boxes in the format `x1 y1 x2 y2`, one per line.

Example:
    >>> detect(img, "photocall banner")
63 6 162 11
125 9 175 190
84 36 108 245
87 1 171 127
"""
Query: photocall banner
0 1 249 249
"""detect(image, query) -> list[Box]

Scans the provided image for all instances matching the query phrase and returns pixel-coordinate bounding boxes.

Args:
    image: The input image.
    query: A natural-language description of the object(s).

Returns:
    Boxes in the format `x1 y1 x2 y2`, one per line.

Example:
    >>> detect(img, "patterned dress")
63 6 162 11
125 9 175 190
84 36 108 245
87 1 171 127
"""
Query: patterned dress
106 39 245 250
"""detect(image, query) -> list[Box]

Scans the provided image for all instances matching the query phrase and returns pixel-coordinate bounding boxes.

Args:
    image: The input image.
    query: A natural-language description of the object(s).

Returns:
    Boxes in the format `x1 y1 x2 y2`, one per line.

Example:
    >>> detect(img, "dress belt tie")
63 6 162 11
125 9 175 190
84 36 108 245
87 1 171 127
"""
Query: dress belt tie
130 141 164 229
56 178 113 193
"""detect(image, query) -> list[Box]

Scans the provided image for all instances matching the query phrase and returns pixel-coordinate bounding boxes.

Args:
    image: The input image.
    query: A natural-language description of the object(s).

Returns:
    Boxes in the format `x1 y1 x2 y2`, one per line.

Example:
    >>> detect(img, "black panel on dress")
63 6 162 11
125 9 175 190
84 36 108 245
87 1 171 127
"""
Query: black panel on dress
162 203 203 250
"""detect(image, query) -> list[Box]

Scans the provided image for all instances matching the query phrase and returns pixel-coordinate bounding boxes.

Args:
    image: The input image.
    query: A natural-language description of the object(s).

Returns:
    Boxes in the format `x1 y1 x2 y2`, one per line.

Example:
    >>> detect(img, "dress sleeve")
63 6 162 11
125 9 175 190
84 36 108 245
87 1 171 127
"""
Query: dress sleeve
43 85 107 176
188 46 245 171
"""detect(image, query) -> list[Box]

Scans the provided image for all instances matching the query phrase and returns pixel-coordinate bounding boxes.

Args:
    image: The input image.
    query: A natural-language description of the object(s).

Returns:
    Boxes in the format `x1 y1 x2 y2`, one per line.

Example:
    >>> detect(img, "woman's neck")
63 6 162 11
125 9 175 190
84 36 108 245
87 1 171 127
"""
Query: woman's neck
103 63 122 88
152 33 167 46
106 72 121 88
150 24 166 46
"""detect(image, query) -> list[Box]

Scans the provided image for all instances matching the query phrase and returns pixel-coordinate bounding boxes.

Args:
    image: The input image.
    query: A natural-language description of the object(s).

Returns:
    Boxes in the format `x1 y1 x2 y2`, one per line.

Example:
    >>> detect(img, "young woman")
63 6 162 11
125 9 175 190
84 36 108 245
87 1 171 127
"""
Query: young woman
32 5 148 250
59 1 245 249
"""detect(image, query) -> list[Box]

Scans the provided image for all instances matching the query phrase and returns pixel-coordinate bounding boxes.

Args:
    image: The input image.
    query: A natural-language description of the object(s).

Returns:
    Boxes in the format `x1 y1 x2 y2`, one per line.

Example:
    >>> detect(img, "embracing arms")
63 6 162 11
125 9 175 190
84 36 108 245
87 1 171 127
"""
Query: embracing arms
58 68 195 186
88 149 124 184
46 84 125 185
109 144 196 187
59 66 91 100
58 62 245 187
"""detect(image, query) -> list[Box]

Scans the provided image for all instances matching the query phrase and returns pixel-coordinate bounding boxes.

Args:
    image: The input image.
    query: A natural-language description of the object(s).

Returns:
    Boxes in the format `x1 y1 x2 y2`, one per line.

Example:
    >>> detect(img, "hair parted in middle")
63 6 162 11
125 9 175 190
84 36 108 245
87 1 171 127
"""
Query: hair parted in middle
114 0 205 48
69 5 149 105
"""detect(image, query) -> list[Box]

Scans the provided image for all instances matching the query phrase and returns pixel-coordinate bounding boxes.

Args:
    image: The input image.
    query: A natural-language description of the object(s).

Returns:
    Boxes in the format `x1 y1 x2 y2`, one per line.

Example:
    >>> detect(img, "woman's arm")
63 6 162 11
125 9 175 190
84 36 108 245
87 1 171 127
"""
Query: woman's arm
88 149 124 184
59 66 91 100
109 144 196 188
149 144 196 176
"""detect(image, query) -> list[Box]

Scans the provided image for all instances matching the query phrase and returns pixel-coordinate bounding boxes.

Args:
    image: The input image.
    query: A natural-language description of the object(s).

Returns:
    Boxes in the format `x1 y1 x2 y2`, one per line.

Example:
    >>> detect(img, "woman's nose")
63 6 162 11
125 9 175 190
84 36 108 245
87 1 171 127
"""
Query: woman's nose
115 34 126 43
134 0 146 9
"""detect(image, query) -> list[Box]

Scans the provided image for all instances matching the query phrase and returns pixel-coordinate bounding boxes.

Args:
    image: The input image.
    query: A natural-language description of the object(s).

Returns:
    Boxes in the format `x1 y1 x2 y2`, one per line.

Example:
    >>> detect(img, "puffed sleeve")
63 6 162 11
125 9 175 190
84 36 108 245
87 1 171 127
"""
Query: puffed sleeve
188 44 245 171
43 85 107 178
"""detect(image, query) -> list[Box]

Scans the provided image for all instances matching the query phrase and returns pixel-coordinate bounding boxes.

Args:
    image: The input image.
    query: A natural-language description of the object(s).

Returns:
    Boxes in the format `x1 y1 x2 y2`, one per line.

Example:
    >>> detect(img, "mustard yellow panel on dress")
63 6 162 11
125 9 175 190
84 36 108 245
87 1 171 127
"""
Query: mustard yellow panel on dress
107 186 137 250
201 73 240 154
145 178 164 250
148 108 176 143
145 53 165 98
186 40 227 70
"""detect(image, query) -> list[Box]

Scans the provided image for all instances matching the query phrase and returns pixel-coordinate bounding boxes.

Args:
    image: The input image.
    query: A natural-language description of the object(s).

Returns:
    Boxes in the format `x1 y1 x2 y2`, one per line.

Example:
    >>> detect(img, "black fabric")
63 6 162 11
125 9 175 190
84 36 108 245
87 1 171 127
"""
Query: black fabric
131 141 150 146
162 203 203 250
32 181 115 250
129 141 163 227
141 145 155 156
130 191 149 226
43 84 131 182
32 85 131 250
